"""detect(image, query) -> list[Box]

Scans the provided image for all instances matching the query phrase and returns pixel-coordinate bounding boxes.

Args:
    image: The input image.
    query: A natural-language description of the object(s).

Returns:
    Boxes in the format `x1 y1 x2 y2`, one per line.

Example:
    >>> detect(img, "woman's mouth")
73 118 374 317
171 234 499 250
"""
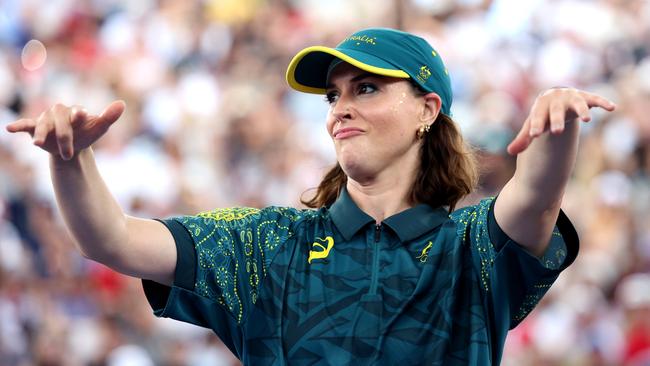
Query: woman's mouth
334 128 364 139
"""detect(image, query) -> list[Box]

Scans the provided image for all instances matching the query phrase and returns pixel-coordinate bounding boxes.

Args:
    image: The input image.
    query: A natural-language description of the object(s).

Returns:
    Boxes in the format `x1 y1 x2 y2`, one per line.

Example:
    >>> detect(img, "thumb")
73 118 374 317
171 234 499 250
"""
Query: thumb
96 100 126 127
507 119 532 155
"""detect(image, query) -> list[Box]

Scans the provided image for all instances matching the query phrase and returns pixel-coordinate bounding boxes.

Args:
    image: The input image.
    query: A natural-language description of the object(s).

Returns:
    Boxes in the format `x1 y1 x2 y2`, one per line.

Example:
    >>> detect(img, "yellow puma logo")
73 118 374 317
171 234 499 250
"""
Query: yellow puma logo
308 236 334 264
416 241 433 263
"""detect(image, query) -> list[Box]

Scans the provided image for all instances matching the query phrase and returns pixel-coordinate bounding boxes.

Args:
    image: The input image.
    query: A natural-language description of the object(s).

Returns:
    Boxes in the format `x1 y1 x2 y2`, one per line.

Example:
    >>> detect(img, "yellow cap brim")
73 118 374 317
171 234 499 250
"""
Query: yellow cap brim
286 46 410 94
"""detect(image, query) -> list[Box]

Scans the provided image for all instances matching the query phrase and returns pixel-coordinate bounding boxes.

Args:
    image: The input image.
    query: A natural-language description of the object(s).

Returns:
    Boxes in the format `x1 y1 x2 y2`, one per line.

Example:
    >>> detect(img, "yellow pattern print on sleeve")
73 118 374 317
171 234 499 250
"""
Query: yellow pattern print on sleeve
198 207 261 222
183 206 301 324
450 198 497 293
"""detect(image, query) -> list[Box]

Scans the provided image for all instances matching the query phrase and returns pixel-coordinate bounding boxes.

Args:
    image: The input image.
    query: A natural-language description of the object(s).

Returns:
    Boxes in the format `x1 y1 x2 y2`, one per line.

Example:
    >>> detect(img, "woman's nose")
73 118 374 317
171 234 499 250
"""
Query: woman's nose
331 93 354 121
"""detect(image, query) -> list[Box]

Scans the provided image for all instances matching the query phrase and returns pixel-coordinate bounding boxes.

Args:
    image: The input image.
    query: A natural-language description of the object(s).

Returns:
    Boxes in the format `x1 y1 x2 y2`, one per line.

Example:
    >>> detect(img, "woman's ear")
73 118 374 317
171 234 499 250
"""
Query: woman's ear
420 92 442 123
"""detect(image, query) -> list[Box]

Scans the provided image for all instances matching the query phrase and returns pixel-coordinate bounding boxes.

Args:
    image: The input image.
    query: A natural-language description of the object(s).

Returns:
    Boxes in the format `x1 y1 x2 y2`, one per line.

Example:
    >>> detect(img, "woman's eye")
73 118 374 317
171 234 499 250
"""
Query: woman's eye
358 83 377 95
324 92 339 104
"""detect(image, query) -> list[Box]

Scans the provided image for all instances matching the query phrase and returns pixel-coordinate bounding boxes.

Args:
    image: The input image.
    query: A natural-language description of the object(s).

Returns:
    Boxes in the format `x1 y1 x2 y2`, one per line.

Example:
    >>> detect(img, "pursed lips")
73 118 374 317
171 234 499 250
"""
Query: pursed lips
333 127 364 139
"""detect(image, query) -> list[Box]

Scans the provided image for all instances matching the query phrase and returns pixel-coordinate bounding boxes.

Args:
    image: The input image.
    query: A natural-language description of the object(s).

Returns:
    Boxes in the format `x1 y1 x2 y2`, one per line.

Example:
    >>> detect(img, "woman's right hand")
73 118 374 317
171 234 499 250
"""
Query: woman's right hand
5 100 126 160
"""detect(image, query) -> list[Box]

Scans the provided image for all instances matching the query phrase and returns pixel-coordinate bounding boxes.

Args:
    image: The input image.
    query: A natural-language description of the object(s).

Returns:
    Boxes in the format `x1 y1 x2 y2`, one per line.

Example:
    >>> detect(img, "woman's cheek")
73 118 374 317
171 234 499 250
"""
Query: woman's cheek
325 117 335 137
388 92 411 120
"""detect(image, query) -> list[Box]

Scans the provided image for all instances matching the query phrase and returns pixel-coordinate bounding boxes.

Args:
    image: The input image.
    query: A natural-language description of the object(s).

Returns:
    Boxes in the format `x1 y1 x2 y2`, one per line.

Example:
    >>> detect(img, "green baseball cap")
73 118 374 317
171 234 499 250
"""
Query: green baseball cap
286 27 453 115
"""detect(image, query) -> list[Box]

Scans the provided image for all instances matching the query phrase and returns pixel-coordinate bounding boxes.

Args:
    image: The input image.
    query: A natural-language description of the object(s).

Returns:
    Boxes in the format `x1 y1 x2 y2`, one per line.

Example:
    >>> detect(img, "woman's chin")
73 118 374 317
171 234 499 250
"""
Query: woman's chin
338 158 376 183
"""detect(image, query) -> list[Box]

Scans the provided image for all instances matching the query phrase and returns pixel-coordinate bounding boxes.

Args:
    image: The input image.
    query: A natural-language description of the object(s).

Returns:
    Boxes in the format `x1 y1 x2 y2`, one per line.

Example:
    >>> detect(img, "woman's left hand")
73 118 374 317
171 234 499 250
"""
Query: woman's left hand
507 88 616 155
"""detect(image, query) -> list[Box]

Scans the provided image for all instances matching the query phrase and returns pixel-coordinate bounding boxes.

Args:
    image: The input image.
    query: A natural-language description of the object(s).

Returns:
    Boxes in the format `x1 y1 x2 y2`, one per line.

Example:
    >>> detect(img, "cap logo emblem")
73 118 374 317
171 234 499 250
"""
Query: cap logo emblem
344 35 377 46
416 66 432 83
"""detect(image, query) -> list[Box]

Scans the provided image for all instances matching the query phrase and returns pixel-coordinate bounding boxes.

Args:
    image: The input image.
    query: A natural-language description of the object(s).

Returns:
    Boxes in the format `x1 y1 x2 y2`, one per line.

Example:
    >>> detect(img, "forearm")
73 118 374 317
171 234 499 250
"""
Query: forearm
496 121 580 255
513 120 579 209
8 101 176 283
50 148 129 264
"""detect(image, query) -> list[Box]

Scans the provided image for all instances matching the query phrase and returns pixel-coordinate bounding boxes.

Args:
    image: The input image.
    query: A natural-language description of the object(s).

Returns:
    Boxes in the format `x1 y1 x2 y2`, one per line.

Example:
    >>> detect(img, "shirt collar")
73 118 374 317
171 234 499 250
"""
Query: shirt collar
329 187 450 242
329 188 375 241
383 203 450 242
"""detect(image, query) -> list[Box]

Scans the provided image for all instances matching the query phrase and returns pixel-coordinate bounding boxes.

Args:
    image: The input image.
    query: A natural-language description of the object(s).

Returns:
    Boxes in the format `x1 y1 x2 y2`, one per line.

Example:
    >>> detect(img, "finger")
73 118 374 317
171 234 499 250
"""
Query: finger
549 100 566 134
571 98 591 123
6 118 36 134
69 106 88 128
528 106 548 137
507 118 532 155
53 106 74 160
94 100 125 127
582 92 616 111
33 111 53 146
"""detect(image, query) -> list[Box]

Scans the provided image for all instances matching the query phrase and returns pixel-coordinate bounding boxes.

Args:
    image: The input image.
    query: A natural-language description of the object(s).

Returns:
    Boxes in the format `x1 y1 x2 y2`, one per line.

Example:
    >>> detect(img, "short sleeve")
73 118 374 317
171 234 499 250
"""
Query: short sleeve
451 198 578 330
141 206 302 355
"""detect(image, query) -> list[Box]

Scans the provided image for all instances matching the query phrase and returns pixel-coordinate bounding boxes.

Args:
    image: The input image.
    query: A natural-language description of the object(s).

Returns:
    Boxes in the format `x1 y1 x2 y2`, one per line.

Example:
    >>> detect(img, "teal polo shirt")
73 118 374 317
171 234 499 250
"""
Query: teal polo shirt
143 188 577 365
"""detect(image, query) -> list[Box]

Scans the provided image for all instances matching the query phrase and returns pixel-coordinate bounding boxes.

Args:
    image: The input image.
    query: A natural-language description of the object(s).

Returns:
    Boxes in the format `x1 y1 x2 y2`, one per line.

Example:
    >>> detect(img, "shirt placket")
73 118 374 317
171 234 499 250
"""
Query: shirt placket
356 223 384 341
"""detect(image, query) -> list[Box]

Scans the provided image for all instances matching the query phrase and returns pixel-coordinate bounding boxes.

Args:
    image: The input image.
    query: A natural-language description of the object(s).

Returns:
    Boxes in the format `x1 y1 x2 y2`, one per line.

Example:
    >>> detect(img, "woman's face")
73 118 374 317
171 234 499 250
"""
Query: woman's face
325 62 434 183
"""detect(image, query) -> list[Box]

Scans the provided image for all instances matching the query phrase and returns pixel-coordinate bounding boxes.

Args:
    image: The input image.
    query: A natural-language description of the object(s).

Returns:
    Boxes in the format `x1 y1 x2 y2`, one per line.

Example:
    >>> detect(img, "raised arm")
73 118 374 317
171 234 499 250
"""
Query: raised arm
6 102 177 285
494 88 616 257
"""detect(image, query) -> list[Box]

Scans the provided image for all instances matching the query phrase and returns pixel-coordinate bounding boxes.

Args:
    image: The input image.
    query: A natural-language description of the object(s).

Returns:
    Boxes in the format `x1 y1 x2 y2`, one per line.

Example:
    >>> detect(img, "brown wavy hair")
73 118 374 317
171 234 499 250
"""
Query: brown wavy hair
301 104 479 212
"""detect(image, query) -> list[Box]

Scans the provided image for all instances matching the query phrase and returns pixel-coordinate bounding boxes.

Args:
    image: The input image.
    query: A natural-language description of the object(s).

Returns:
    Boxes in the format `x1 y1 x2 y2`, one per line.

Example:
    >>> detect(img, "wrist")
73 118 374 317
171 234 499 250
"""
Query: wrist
50 147 92 167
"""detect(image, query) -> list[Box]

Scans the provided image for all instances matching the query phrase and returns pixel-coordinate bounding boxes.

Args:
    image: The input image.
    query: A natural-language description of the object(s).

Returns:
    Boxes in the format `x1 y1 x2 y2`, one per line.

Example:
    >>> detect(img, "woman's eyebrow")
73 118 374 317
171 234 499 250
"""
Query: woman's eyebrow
326 72 375 89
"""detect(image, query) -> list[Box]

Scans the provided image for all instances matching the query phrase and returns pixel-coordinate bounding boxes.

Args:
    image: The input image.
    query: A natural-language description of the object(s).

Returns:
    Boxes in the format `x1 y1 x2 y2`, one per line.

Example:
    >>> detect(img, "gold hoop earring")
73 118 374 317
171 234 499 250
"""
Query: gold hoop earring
416 124 431 139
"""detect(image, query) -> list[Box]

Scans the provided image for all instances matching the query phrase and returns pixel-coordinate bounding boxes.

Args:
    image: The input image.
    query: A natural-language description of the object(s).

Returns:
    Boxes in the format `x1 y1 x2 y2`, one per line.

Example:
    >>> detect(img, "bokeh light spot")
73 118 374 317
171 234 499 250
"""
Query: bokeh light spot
21 39 47 71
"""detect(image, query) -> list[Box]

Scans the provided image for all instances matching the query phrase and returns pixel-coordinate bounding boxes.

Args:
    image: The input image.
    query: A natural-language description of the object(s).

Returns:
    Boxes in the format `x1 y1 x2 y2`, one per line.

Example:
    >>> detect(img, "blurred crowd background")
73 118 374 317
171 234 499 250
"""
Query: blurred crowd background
0 0 649 365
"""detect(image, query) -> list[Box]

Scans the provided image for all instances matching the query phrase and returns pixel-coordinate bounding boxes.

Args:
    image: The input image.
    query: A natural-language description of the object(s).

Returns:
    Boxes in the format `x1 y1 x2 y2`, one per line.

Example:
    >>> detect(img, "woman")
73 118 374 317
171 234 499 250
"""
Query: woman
6 28 615 365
